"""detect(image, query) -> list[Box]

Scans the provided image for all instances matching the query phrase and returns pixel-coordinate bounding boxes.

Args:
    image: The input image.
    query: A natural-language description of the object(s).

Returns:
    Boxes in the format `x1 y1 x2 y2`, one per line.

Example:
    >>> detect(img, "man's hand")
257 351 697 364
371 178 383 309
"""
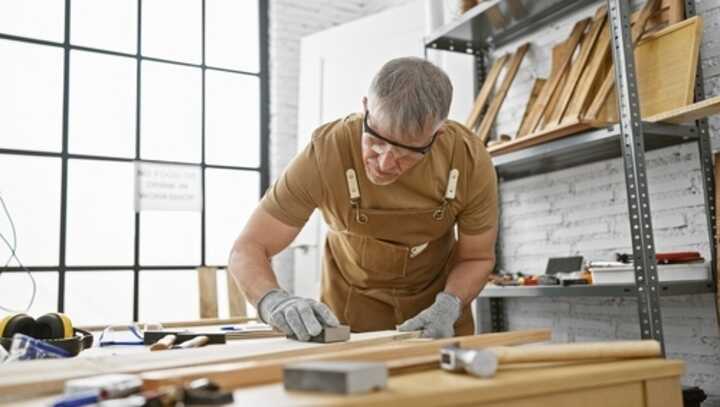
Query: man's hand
257 288 340 341
398 292 461 339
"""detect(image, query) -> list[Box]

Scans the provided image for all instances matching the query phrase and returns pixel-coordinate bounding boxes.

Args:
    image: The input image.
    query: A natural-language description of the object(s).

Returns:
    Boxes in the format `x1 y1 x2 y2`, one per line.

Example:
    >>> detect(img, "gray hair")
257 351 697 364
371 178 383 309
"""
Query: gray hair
368 57 453 139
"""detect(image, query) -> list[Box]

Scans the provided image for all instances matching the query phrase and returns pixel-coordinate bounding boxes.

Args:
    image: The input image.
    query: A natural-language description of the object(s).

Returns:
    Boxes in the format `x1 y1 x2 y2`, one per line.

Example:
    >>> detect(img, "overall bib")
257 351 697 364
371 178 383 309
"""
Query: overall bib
316 116 474 335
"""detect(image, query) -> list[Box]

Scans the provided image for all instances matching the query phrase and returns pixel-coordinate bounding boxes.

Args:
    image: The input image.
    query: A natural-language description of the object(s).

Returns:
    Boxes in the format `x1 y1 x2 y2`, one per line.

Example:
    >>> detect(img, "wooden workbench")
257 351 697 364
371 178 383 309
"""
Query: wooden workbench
232 358 684 406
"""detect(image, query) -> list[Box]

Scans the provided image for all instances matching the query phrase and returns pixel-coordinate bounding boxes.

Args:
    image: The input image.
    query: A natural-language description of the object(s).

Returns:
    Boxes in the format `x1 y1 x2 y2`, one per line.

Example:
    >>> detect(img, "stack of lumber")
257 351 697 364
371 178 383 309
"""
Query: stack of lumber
465 0 720 156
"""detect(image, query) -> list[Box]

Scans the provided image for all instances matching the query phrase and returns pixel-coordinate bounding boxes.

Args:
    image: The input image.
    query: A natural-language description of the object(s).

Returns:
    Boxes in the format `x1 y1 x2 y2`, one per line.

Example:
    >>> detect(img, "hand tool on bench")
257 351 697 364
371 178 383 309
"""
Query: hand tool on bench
172 336 209 350
286 325 351 343
440 340 662 378
283 361 388 394
149 334 177 352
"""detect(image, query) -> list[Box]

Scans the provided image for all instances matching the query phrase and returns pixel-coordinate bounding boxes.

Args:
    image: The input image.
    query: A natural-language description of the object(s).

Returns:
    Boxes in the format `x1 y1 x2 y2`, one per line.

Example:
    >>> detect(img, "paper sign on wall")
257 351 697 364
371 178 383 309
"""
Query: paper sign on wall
134 161 203 212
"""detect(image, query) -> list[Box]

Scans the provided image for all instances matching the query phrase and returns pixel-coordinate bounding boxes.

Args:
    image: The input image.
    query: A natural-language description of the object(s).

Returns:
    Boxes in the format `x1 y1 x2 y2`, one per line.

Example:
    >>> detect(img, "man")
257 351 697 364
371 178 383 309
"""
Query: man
229 57 497 341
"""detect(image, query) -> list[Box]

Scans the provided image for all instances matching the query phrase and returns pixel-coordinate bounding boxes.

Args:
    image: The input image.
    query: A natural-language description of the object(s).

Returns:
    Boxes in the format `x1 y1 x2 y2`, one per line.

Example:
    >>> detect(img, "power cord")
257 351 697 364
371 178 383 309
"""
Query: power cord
0 194 37 313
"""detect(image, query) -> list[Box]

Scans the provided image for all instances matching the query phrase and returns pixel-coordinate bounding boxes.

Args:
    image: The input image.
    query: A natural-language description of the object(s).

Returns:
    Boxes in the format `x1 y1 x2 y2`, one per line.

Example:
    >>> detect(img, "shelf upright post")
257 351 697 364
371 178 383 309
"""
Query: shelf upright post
606 0 665 354
684 0 719 305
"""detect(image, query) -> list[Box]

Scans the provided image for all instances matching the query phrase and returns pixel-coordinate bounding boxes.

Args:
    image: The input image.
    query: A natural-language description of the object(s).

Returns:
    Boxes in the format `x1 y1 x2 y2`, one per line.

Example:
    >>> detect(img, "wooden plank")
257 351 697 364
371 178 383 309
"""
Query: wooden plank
644 376 684 407
78 317 259 332
585 0 662 121
490 117 606 156
516 78 545 137
477 44 530 144
561 18 611 124
140 329 551 391
547 7 607 127
539 40 573 130
226 268 248 317
226 358 683 407
0 330 419 399
198 266 219 318
516 18 590 137
645 95 720 123
466 54 509 131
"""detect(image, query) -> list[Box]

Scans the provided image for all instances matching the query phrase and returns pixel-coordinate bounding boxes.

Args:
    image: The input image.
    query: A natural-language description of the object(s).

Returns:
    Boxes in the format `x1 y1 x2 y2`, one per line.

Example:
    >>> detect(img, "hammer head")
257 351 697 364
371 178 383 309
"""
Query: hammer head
440 346 498 378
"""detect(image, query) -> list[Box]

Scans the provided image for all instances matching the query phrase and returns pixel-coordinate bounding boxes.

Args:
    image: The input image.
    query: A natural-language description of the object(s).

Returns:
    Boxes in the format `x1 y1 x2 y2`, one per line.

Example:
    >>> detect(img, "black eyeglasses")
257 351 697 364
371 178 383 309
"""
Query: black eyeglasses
363 112 438 155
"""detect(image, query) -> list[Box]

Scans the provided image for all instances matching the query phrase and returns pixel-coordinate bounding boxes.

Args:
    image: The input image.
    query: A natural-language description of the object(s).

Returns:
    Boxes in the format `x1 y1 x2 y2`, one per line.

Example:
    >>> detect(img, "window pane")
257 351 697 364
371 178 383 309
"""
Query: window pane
139 270 199 322
140 61 201 163
0 272 58 318
0 40 63 152
0 155 60 266
69 51 136 157
0 0 64 42
140 212 201 265
142 0 201 64
65 271 133 325
71 0 137 54
205 71 260 167
206 0 259 72
205 169 259 265
66 160 135 266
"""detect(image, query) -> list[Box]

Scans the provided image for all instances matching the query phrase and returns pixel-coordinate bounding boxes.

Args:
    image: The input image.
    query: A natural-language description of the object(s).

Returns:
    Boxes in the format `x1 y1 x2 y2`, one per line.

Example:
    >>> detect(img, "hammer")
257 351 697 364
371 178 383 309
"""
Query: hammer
440 340 662 378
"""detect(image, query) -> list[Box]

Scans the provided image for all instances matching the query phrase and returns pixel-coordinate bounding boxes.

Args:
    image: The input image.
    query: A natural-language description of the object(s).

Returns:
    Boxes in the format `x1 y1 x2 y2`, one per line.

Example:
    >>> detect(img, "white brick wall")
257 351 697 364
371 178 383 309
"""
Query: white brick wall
269 0 720 403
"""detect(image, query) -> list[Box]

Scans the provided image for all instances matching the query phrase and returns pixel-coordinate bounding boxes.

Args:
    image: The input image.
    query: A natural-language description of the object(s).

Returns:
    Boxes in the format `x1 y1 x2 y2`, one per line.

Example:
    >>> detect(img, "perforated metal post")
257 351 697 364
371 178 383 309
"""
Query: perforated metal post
607 0 664 353
490 298 506 332
685 0 719 299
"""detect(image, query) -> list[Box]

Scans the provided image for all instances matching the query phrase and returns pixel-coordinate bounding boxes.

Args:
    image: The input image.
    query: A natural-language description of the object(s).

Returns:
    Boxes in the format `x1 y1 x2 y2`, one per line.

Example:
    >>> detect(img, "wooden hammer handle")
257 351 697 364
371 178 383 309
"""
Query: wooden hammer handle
489 340 661 364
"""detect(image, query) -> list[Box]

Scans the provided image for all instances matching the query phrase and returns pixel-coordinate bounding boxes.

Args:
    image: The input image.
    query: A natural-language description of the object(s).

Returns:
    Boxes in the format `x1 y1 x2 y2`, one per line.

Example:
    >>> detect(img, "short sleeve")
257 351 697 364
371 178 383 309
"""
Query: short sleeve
457 143 498 235
260 141 324 228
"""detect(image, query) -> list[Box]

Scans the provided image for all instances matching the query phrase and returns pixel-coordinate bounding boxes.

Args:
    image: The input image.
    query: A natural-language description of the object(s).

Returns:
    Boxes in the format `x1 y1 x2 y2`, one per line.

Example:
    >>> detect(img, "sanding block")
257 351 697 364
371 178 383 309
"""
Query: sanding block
286 325 350 343
283 361 387 394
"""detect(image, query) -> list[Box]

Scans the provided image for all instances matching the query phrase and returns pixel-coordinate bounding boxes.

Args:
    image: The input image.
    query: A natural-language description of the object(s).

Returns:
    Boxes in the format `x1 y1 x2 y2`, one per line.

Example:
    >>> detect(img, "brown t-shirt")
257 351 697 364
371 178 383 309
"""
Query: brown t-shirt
261 114 497 235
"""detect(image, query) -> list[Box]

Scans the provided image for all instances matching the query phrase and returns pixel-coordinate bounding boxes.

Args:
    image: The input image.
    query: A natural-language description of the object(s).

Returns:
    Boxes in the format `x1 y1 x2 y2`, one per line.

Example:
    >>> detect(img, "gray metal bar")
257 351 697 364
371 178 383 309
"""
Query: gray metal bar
607 0 664 354
684 0 719 317
479 281 715 297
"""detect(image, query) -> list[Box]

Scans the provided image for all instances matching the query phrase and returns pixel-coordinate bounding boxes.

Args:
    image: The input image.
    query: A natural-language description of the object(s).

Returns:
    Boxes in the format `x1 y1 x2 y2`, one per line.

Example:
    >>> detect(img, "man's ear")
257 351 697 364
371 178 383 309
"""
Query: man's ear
361 96 368 112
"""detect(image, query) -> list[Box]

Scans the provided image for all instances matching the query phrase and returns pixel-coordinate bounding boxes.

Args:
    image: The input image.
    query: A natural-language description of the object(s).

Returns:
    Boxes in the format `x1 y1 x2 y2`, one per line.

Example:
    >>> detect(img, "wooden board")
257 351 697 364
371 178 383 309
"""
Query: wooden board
547 7 607 127
516 18 590 137
0 330 418 399
198 266 219 318
78 317 259 332
490 118 607 156
477 44 530 143
466 54 509 131
516 78 545 137
140 329 552 391
645 95 720 123
539 40 573 130
224 358 683 406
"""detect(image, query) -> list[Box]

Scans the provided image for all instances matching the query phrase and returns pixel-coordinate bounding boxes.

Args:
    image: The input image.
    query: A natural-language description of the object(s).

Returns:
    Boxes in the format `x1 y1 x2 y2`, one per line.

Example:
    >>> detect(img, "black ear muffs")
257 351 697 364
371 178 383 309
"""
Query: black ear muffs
0 313 93 356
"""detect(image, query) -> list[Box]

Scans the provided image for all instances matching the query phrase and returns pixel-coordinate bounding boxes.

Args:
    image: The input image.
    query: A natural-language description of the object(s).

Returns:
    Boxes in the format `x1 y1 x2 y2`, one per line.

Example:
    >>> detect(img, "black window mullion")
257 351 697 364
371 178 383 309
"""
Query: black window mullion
133 0 142 322
259 0 270 194
201 0 207 268
58 0 72 313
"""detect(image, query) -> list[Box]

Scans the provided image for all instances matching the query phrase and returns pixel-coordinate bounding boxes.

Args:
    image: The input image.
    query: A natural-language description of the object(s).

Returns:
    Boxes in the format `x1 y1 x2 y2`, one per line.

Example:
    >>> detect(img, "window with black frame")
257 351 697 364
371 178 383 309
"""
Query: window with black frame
0 0 268 325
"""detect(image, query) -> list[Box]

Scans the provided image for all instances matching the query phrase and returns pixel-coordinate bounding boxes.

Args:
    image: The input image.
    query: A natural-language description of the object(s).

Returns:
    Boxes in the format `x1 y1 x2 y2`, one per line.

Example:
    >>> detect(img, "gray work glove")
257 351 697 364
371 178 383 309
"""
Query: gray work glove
397 292 462 339
257 288 340 341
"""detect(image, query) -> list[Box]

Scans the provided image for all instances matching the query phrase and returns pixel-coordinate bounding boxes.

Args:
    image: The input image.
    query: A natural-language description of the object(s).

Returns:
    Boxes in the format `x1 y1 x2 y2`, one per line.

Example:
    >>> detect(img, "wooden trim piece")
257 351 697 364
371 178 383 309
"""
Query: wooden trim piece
466 54 510 131
516 78 546 138
0 331 419 398
539 40 573 130
547 7 607 127
477 44 530 144
585 0 660 121
645 95 720 124
517 18 590 137
644 376 684 407
78 317 259 332
491 118 607 156
140 329 553 391
198 267 219 319
226 268 248 317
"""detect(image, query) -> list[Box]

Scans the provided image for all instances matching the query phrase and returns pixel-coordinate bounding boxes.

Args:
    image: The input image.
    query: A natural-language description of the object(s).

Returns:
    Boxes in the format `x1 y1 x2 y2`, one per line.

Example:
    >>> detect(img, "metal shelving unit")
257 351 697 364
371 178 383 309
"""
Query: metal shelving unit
425 0 717 355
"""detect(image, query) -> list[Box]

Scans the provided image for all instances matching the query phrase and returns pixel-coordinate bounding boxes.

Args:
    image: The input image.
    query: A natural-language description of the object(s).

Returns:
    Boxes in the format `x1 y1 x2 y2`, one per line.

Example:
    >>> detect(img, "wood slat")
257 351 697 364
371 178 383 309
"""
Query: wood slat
226 269 248 317
516 18 590 137
198 267 219 319
477 43 530 144
539 40 573 131
645 95 720 123
140 329 552 391
547 7 608 127
515 78 546 139
466 54 510 131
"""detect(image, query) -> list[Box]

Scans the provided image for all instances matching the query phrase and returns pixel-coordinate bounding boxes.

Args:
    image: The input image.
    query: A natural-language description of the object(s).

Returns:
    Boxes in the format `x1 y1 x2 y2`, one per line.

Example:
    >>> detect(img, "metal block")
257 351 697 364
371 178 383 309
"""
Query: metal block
287 325 350 343
283 361 388 394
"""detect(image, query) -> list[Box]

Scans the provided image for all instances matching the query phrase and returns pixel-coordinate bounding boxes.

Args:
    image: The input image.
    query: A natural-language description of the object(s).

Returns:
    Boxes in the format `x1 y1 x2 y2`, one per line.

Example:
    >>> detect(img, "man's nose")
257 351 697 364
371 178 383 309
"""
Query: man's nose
377 150 396 172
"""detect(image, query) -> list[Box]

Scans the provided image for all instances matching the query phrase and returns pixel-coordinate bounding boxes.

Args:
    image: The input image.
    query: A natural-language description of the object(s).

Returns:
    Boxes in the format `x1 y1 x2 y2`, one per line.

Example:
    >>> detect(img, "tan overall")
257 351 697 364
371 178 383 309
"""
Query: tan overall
315 117 474 335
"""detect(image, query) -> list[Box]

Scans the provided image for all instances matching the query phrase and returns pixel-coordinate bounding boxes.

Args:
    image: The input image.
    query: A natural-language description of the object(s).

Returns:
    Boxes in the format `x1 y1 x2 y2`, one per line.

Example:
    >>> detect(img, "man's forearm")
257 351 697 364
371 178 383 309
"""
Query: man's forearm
228 239 281 306
444 259 495 305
